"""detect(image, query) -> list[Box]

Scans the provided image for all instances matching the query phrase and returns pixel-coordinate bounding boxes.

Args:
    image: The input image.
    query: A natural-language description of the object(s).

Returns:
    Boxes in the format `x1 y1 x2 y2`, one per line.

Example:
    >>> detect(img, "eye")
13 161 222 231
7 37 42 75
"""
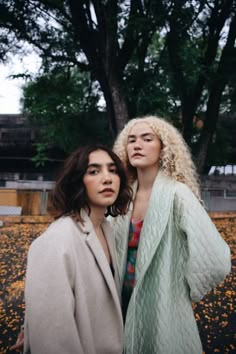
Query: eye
87 169 99 175
143 135 153 142
128 139 135 144
110 167 118 174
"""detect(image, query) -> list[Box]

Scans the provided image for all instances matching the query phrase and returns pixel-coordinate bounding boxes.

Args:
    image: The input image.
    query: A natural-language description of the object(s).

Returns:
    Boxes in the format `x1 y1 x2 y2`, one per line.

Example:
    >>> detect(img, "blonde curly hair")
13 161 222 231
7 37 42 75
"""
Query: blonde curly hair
113 115 201 200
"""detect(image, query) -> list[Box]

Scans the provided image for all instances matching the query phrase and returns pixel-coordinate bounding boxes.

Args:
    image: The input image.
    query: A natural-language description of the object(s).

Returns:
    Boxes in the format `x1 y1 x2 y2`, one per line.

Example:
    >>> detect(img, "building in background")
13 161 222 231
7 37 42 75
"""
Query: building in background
0 114 235 214
0 114 64 215
0 114 65 185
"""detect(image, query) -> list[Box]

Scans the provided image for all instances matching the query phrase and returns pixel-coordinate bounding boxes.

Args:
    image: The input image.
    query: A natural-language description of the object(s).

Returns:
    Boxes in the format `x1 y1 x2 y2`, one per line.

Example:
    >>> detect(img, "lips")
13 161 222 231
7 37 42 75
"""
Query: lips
99 188 115 194
132 153 144 158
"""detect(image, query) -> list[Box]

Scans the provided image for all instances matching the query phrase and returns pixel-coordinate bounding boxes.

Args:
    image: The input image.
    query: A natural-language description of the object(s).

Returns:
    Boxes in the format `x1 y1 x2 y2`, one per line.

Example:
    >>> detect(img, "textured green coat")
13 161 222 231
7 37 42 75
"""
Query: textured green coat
113 171 231 354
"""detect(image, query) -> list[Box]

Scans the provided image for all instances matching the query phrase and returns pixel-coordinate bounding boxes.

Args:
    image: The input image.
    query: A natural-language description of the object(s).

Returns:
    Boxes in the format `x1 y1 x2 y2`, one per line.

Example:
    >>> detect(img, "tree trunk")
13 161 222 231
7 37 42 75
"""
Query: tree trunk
195 83 225 174
195 131 213 174
95 71 129 138
67 0 130 138
108 76 129 133
167 0 236 168
181 100 195 146
195 11 236 173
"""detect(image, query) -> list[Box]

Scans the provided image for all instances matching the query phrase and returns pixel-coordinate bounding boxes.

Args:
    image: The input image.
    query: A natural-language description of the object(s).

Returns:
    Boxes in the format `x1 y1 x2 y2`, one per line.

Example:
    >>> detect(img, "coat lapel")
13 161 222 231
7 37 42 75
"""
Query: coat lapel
135 171 176 289
113 207 133 286
112 171 176 291
102 218 120 293
78 210 121 308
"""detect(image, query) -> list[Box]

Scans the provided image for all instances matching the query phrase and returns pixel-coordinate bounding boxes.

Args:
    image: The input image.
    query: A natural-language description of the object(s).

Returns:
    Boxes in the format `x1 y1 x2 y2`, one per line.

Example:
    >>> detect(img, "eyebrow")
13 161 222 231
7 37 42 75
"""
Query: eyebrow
128 132 155 138
87 162 116 168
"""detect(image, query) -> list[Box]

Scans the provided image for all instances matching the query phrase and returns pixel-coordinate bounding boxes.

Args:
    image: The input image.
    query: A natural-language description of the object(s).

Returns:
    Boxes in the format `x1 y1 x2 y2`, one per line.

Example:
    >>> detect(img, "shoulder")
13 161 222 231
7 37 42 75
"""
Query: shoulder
174 180 197 203
154 171 177 195
172 181 204 223
152 172 182 203
29 216 82 252
174 181 204 213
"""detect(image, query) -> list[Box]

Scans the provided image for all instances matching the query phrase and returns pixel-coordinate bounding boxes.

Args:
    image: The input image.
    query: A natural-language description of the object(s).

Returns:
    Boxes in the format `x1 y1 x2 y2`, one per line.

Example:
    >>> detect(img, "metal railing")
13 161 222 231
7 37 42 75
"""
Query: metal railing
0 189 51 215
201 188 236 212
0 187 236 215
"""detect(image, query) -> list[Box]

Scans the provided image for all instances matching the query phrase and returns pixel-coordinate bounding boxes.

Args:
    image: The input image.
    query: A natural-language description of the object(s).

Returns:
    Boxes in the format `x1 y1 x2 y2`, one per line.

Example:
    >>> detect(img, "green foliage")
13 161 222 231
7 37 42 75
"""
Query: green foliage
208 115 236 166
23 68 111 157
31 143 49 167
1 0 235 172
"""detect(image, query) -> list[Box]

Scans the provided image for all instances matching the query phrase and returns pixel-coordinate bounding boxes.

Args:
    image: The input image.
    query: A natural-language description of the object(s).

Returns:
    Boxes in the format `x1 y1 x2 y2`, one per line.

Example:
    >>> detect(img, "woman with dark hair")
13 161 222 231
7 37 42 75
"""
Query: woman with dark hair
22 145 132 354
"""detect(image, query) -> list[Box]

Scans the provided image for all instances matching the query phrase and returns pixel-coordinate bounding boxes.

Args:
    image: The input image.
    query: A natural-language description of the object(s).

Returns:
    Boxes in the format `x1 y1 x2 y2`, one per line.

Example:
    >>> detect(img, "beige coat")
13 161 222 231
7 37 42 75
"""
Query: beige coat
24 210 123 354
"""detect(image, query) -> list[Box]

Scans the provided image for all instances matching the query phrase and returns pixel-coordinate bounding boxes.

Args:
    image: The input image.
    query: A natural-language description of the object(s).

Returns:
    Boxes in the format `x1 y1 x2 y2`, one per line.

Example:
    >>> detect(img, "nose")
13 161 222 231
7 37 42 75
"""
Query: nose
102 170 112 184
133 138 142 150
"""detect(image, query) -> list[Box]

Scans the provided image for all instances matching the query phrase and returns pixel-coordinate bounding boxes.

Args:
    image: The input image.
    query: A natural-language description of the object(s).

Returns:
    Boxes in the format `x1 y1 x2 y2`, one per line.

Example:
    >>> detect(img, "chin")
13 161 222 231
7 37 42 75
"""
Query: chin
131 161 144 168
101 198 117 207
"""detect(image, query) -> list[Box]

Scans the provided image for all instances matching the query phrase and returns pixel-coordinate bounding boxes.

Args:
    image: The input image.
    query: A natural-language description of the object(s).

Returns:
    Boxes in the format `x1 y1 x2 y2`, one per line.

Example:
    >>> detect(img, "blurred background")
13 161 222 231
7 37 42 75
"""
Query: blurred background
0 1 235 353
0 0 235 216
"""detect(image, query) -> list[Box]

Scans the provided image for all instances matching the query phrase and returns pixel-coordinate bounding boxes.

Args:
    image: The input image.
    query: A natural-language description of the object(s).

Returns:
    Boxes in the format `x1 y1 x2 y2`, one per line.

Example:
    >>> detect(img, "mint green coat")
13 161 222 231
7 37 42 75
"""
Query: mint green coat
113 171 231 354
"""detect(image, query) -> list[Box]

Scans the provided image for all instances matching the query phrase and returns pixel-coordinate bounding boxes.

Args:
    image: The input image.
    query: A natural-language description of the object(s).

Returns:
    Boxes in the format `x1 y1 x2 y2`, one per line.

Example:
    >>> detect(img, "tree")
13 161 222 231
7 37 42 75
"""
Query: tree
0 0 235 172
0 0 166 137
207 113 236 168
166 0 236 172
23 68 111 151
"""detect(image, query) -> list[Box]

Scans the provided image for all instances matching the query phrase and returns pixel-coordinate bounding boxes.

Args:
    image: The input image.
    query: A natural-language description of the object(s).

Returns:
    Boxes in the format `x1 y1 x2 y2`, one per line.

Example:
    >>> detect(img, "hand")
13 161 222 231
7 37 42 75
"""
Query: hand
10 329 24 352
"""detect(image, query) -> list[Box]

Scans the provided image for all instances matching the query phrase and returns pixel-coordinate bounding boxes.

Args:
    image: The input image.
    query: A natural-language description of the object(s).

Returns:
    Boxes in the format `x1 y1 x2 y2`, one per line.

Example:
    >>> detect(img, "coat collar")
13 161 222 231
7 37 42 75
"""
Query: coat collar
135 171 176 288
114 170 176 288
75 209 121 302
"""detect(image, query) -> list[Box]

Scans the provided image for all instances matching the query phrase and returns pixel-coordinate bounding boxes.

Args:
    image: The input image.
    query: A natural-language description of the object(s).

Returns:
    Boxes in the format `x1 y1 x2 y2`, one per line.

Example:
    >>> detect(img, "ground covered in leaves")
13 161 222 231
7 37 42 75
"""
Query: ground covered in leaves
0 217 235 354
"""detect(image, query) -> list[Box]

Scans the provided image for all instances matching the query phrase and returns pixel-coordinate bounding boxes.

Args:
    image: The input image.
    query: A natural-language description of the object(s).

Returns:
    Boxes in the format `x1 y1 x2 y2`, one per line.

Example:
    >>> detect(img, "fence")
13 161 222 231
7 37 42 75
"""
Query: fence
0 187 236 216
201 188 236 212
0 189 50 215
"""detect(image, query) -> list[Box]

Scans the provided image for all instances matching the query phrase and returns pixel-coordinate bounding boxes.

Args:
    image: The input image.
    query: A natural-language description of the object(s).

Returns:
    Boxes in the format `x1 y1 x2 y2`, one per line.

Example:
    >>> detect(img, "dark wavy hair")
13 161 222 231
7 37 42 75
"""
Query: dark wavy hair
48 145 133 221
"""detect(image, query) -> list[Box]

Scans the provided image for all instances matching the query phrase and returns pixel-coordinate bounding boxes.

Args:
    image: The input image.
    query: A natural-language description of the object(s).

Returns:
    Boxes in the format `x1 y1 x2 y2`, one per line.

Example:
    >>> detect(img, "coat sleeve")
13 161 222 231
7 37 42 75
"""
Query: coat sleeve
24 231 84 354
175 183 231 302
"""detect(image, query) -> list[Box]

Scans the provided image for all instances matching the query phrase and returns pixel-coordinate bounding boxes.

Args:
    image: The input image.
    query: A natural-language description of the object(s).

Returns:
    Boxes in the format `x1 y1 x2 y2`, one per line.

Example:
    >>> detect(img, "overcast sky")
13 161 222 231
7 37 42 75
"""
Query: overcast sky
0 53 41 114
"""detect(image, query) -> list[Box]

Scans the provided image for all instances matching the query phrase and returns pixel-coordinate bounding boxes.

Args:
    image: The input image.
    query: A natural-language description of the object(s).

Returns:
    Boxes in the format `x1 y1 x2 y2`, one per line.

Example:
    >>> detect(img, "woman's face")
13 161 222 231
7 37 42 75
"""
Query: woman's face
83 149 121 210
127 122 162 170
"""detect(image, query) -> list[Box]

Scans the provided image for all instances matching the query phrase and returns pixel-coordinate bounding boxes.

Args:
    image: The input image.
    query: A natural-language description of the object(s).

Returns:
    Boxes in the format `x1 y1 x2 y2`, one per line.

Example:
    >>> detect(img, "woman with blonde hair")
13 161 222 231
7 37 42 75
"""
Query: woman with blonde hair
112 115 231 354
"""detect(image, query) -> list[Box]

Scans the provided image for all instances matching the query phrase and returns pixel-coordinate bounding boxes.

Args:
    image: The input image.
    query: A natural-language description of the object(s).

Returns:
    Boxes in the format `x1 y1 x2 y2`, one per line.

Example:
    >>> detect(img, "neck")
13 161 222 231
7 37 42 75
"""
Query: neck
136 165 159 191
86 206 106 230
